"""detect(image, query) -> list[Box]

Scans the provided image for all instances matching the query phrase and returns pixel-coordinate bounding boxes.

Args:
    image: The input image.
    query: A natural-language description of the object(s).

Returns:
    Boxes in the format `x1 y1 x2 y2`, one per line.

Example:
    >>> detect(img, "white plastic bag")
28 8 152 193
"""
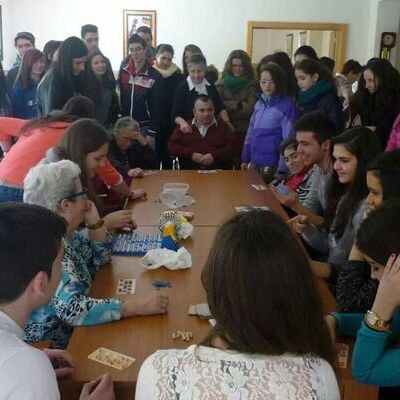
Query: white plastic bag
140 247 192 270
159 190 195 209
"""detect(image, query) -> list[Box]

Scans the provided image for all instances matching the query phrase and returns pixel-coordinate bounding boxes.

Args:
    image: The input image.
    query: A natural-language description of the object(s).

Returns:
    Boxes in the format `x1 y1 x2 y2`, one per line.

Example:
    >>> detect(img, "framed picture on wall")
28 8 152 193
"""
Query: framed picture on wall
286 33 293 59
299 31 307 46
123 10 156 57
0 6 3 61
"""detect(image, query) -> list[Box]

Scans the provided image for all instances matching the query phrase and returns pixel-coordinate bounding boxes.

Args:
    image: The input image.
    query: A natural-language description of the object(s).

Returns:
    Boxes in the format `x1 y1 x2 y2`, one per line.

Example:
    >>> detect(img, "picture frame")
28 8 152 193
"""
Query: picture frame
123 10 156 57
299 31 307 46
0 6 3 61
286 33 293 59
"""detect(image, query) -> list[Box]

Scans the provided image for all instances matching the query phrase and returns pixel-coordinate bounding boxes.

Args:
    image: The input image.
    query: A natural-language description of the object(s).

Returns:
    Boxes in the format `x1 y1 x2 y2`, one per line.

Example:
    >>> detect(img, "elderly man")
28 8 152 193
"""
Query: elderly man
168 95 235 169
108 116 159 178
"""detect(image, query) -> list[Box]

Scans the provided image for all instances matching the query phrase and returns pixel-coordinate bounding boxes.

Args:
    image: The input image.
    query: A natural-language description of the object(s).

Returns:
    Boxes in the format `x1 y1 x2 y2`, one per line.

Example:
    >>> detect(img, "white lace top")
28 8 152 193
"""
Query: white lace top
135 345 340 400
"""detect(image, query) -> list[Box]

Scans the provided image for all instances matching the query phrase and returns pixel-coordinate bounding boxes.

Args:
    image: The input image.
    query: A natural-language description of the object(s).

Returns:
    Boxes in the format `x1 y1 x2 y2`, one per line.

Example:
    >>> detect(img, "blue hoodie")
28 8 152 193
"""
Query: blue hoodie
241 94 298 173
10 81 38 119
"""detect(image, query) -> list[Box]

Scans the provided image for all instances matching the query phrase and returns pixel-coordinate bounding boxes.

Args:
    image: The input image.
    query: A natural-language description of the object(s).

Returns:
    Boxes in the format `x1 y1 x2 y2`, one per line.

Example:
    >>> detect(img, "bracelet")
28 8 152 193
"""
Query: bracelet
328 312 339 322
86 218 105 230
364 310 391 331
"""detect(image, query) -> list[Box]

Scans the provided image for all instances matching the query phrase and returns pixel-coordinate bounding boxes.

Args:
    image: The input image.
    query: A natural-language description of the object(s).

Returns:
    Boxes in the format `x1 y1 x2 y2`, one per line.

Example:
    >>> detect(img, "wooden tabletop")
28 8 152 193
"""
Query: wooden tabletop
65 170 378 400
129 170 287 225
68 226 216 384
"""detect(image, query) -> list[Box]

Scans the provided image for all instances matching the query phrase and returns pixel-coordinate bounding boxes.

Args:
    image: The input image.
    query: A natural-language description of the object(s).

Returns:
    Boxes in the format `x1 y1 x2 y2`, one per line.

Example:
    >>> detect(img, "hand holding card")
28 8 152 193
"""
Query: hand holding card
80 373 115 400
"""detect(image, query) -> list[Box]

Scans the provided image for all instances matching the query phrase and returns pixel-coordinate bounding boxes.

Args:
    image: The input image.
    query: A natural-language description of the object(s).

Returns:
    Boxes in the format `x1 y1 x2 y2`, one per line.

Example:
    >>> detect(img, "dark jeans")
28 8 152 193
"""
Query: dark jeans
0 185 24 202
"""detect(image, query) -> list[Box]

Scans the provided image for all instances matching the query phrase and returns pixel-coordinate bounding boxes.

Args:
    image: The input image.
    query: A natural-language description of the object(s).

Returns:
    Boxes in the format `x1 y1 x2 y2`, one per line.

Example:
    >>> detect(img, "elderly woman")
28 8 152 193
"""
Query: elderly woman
23 160 169 349
172 53 232 134
108 116 159 179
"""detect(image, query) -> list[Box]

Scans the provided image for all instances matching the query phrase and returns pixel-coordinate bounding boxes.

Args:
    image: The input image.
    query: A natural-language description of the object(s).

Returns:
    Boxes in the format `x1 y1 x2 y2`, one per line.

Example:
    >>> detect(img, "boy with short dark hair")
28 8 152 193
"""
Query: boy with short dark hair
0 203 114 399
6 32 36 88
118 34 163 149
271 111 336 226
81 24 99 51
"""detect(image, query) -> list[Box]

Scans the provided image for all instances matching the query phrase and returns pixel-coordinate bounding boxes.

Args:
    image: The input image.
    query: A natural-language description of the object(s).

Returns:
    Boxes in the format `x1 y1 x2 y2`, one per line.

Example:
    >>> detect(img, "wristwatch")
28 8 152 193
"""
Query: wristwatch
86 219 105 230
364 310 390 331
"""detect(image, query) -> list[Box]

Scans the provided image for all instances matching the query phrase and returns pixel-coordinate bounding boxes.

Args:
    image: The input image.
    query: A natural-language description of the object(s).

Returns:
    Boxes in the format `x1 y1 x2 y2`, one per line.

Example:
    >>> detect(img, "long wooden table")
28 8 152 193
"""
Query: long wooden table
130 170 288 225
65 170 378 399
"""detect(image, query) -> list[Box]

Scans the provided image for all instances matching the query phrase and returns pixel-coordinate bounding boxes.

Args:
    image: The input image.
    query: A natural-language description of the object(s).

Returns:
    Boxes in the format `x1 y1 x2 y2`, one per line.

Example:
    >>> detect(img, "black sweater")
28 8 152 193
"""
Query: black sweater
172 80 225 121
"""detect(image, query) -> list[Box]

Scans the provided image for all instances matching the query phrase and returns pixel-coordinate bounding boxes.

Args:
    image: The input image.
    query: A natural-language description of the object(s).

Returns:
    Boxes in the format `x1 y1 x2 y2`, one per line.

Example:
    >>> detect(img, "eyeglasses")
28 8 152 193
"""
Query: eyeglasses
66 188 88 200
129 47 144 54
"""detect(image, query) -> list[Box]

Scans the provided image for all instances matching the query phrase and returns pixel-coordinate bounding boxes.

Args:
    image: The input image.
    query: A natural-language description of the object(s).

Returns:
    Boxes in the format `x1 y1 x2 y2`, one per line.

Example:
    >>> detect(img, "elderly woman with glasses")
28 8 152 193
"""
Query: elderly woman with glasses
23 160 169 349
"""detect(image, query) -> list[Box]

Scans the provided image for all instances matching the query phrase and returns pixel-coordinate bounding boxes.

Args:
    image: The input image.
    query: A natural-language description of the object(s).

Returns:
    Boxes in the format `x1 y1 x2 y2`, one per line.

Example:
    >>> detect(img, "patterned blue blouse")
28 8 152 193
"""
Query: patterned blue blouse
24 229 121 349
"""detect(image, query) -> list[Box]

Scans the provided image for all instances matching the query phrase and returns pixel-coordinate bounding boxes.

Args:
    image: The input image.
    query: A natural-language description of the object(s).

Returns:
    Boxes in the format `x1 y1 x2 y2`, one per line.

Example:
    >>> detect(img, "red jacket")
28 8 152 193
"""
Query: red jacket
168 118 235 169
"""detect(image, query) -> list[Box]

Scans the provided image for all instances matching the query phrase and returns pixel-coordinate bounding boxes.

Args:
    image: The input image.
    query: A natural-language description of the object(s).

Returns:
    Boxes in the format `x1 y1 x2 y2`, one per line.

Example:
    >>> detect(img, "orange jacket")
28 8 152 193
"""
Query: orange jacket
0 117 121 187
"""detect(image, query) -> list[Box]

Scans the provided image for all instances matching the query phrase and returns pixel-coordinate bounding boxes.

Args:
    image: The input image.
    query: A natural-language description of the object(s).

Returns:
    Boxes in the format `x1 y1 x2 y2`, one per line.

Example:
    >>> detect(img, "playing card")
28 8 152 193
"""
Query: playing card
88 347 135 370
196 303 211 318
188 305 198 315
180 211 194 220
276 182 290 195
116 279 136 294
335 343 349 369
198 170 218 174
235 206 270 213
188 303 212 318
143 170 159 176
251 184 267 191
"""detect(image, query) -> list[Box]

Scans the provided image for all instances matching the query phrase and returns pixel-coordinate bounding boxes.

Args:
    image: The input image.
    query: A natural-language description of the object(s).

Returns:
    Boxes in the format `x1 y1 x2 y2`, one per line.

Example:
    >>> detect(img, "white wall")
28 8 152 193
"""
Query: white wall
0 0 388 71
374 0 400 64
0 0 12 66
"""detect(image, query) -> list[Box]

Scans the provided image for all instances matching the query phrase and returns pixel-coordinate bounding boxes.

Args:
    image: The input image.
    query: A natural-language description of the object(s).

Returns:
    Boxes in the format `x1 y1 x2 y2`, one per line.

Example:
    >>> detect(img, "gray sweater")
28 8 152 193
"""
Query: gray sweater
301 165 331 214
302 200 369 265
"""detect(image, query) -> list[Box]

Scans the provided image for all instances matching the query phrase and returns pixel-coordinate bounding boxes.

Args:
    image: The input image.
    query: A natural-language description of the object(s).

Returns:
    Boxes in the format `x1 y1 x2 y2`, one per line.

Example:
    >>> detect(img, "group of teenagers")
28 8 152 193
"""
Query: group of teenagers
1 23 400 400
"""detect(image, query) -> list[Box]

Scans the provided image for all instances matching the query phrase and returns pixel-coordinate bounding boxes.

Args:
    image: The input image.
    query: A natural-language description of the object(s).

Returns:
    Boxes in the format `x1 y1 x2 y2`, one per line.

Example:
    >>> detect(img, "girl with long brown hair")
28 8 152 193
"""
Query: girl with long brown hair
136 210 339 399
10 48 45 119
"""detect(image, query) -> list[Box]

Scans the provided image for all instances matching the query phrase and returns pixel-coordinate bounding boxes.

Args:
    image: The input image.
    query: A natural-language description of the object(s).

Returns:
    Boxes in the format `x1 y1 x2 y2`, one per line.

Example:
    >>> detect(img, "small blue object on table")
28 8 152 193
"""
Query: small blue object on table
152 280 172 289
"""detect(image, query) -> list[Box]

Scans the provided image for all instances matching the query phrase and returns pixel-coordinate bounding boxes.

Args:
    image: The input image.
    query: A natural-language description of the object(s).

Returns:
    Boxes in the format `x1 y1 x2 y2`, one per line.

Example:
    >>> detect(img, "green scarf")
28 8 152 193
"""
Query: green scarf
298 79 334 105
223 74 250 94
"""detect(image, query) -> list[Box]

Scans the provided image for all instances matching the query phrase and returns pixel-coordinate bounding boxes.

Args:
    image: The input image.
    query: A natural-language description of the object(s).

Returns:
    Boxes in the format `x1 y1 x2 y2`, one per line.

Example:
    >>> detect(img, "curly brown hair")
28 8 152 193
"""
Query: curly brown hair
221 49 254 81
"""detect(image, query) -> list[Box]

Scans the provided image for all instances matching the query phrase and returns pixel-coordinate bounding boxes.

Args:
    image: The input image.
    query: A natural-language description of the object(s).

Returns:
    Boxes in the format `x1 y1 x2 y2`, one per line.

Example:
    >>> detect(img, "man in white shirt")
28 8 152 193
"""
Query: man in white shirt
0 202 115 400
